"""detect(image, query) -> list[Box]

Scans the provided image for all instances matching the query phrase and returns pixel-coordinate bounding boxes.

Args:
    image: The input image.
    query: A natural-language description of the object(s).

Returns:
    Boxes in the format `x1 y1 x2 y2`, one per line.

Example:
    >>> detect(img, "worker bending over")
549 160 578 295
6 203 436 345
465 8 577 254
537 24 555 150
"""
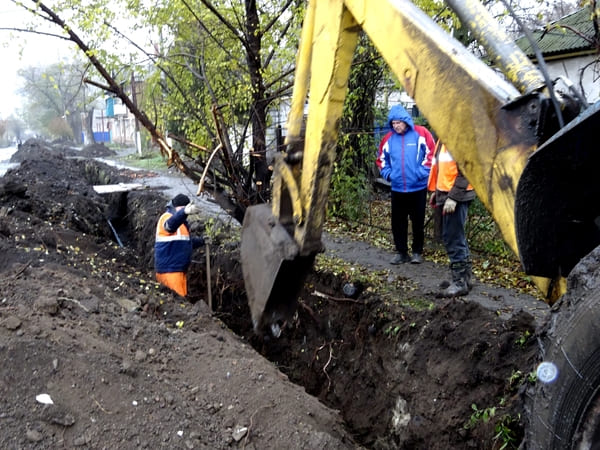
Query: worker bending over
154 193 205 297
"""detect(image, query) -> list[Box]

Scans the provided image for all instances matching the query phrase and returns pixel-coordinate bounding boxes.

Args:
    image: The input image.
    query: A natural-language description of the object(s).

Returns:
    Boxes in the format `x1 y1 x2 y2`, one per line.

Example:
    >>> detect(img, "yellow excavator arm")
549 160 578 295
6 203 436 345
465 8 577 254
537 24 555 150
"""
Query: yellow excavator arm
241 0 596 333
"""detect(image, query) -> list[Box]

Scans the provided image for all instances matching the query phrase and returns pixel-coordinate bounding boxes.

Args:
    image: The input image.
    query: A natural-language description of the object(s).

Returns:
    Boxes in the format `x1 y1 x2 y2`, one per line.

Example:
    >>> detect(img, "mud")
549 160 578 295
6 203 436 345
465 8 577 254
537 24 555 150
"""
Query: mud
0 139 550 449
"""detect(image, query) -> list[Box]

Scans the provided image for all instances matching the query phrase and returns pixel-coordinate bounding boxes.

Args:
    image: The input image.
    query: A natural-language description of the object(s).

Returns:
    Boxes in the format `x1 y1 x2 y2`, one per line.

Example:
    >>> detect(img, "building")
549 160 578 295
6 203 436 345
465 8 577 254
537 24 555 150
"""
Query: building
104 97 137 145
515 5 599 104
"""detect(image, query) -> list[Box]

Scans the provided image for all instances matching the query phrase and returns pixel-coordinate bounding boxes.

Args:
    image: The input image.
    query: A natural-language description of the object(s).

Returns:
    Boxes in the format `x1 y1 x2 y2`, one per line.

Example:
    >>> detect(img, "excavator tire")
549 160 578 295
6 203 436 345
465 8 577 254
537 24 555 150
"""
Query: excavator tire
527 244 600 449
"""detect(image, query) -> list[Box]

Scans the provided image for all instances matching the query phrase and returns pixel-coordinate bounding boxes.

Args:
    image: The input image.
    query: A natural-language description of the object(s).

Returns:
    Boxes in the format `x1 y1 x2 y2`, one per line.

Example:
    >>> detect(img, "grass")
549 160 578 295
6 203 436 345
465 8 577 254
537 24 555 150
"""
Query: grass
120 151 169 171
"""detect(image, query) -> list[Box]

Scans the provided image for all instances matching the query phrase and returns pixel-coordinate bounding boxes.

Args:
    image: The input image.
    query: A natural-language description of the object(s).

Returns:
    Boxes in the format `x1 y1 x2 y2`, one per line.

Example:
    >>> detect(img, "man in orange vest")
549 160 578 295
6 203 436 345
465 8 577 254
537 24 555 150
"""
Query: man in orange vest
428 143 475 296
154 193 206 297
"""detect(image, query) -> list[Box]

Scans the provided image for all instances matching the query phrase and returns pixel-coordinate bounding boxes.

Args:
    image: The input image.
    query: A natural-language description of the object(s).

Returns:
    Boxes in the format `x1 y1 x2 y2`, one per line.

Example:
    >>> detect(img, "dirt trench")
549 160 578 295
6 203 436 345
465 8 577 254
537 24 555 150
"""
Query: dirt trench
110 173 542 447
207 271 540 449
0 141 544 449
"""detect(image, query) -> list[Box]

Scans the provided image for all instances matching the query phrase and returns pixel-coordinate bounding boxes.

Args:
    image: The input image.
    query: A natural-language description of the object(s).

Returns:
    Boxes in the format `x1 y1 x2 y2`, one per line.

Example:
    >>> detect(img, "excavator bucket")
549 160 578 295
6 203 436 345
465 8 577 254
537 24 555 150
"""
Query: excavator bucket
241 204 315 334
516 101 600 285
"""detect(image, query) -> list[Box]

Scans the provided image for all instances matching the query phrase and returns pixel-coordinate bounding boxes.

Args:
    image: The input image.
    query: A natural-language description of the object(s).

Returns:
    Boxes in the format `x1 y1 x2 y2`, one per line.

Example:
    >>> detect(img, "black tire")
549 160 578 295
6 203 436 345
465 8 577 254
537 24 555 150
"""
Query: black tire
527 245 600 449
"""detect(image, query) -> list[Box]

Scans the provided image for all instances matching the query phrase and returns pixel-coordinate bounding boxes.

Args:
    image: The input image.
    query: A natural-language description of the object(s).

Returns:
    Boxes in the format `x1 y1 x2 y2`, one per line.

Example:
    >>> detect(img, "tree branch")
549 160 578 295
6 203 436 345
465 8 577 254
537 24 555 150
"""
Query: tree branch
196 0 250 50
0 27 70 41
24 0 196 179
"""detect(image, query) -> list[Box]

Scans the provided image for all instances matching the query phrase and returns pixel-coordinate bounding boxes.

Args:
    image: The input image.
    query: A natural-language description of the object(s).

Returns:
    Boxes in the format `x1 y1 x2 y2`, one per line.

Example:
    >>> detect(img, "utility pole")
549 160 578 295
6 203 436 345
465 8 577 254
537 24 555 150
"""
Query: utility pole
131 70 142 155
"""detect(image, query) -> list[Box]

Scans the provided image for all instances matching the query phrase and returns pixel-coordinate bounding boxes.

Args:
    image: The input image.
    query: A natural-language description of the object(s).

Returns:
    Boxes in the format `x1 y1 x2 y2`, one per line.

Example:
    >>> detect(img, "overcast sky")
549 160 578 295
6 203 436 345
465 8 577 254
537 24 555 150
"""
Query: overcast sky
0 3 80 119
0 1 154 120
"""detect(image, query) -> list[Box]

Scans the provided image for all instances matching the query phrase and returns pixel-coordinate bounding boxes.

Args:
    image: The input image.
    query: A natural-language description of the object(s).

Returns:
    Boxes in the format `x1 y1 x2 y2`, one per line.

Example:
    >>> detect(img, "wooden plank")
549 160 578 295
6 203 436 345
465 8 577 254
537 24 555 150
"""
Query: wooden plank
93 183 144 194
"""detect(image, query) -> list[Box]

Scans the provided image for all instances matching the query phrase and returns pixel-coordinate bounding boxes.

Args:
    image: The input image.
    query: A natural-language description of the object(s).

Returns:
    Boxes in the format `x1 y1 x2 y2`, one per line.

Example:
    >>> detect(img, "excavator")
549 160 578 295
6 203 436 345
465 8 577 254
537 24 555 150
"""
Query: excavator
240 0 600 447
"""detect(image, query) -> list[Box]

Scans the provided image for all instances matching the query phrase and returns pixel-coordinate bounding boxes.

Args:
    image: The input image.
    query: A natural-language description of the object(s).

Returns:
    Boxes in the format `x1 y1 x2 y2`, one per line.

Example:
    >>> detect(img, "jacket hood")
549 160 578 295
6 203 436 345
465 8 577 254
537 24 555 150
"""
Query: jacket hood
387 104 414 130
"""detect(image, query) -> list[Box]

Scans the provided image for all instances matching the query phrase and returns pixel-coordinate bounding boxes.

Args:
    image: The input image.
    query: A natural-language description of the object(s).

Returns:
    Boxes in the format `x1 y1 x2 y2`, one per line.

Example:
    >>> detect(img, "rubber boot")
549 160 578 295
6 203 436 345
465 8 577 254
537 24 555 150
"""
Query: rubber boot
437 264 453 293
438 262 472 292
438 262 469 297
464 261 473 291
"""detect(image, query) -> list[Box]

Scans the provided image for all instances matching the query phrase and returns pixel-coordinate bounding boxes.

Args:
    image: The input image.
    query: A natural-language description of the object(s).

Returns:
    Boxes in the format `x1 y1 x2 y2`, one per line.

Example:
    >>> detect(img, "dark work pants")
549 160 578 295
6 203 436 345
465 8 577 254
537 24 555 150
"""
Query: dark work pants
391 189 427 254
442 200 471 263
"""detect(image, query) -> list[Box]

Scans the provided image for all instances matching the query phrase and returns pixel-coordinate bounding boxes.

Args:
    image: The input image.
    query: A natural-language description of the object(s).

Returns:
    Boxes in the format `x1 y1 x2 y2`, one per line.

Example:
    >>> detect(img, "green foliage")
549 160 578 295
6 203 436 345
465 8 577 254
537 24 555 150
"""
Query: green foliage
465 197 513 258
464 402 522 449
493 414 521 450
133 0 303 169
464 403 496 429
403 297 435 310
507 370 524 391
383 324 401 337
121 150 167 170
515 330 531 348
329 34 384 222
412 115 430 128
21 0 304 186
202 217 219 240
328 158 369 221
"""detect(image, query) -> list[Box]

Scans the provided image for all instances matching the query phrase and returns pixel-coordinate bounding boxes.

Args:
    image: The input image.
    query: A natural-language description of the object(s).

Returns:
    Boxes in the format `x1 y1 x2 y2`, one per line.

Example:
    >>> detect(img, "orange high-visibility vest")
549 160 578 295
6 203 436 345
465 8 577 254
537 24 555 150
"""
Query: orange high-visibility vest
154 211 193 297
155 212 191 244
428 143 473 192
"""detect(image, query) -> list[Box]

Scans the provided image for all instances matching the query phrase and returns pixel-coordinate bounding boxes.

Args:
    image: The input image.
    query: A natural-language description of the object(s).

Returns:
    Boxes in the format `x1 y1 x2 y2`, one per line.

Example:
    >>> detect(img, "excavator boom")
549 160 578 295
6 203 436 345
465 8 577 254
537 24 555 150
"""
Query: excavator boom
241 0 598 333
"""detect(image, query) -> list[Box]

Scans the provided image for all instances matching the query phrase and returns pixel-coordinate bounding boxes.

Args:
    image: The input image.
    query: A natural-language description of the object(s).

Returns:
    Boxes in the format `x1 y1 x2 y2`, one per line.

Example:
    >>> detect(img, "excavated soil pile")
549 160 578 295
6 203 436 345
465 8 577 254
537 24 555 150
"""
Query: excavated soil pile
0 139 549 449
10 139 116 162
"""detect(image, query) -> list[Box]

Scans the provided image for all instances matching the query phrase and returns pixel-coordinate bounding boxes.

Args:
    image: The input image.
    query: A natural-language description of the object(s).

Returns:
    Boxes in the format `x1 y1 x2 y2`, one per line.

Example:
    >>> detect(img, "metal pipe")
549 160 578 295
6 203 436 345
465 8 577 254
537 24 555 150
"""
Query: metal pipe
107 218 124 247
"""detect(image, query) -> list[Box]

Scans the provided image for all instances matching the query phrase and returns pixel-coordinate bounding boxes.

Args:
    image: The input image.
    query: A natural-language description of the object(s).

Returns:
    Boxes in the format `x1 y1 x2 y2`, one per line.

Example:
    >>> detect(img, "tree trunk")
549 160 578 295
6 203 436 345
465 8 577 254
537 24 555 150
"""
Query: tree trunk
245 0 271 203
67 114 83 144
83 108 95 145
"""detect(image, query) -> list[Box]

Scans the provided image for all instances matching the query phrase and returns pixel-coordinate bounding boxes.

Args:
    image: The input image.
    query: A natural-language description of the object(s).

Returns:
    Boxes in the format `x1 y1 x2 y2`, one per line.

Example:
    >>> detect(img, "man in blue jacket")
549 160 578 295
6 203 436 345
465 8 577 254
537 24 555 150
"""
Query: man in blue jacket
376 104 434 264
154 193 205 297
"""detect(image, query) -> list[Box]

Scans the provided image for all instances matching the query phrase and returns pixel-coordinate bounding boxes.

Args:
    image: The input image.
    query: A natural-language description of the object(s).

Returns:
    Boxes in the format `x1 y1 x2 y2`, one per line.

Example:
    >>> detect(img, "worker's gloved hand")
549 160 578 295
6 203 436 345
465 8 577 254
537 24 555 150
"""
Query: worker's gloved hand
184 203 200 215
429 192 436 207
202 235 212 246
443 198 457 215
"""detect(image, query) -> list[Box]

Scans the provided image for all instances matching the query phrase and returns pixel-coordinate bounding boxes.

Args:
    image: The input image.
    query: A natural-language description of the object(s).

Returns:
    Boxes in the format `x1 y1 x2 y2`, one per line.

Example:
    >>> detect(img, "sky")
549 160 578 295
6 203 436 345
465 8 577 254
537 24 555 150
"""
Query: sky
0 2 80 119
0 0 582 121
0 1 154 120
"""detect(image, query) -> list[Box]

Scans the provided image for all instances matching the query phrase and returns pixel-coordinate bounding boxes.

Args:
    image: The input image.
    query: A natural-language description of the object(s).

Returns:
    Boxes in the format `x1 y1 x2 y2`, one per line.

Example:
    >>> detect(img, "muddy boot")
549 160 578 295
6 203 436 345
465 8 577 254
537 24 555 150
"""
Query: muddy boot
438 264 455 289
438 262 469 297
464 261 473 291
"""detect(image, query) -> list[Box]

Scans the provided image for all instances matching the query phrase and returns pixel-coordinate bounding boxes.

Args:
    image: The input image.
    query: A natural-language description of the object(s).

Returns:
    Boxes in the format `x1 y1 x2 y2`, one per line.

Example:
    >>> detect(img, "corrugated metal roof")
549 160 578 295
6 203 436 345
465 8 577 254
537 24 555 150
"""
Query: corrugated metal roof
515 6 597 59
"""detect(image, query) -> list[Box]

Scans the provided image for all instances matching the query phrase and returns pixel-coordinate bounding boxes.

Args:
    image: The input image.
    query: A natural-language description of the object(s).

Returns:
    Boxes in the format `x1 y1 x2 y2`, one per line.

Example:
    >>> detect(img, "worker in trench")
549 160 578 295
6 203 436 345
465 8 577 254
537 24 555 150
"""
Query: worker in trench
154 193 208 297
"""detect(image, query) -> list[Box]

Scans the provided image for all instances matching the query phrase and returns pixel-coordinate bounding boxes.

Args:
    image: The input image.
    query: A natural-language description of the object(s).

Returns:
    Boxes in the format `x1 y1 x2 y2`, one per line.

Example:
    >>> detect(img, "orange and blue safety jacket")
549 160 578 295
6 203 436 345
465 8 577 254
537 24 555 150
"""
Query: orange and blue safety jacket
428 143 475 204
154 207 203 274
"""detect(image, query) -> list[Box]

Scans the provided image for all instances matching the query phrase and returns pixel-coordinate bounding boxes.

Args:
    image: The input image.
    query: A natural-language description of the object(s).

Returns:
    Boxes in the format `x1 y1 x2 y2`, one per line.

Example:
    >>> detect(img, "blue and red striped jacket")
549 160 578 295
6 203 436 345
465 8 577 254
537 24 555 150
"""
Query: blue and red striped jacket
376 104 434 193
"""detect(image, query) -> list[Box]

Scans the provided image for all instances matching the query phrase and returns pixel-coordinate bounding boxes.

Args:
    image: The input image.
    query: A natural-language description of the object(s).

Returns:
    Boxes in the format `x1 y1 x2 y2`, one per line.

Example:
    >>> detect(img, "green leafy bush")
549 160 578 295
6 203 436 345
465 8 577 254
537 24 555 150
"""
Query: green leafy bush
328 160 369 221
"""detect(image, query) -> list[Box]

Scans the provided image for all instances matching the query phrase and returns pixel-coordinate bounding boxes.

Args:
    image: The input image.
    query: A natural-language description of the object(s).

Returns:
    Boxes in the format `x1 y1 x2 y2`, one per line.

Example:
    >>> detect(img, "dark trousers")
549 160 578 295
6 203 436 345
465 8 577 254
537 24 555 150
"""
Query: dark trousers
442 200 471 263
391 189 427 254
